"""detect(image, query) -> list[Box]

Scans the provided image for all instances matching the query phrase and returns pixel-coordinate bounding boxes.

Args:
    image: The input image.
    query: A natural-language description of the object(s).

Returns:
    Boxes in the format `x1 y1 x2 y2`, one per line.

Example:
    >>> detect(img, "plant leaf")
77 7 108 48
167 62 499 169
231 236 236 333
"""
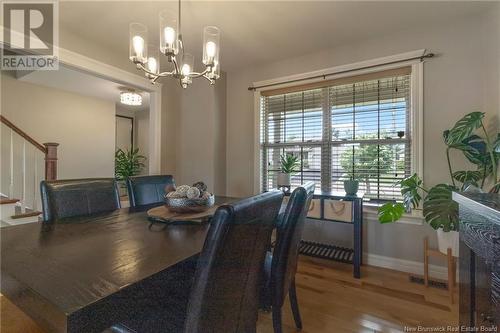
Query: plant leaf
490 181 500 193
444 112 484 145
378 202 405 224
423 184 459 232
280 154 300 174
399 173 423 209
452 170 482 184
114 148 146 180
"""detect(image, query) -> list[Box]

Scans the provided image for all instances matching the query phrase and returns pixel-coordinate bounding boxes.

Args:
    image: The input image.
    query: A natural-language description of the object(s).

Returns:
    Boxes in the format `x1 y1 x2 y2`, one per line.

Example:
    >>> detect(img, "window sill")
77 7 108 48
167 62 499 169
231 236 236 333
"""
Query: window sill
363 205 424 226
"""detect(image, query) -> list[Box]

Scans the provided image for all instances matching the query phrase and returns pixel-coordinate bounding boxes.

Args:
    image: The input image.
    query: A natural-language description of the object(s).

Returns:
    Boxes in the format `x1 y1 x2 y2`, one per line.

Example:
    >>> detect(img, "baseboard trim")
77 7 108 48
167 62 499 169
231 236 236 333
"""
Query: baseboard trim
364 253 449 280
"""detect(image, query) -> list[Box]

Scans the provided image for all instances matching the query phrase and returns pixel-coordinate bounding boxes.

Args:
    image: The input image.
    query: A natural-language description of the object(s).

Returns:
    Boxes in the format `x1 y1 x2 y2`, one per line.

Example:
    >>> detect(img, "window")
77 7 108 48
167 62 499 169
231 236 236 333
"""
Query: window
260 67 413 201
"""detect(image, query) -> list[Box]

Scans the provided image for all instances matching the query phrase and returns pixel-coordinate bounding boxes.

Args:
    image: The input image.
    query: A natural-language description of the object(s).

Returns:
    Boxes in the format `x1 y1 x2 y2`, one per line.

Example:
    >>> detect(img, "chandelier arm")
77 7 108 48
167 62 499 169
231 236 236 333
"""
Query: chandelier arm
137 63 178 80
188 68 210 78
202 75 215 84
151 76 161 84
156 71 176 77
136 63 162 78
171 56 180 76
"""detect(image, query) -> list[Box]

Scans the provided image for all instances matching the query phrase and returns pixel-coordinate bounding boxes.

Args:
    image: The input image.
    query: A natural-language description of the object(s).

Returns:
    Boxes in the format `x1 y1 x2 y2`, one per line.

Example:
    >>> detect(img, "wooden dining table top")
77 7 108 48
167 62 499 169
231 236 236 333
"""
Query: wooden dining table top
0 196 238 333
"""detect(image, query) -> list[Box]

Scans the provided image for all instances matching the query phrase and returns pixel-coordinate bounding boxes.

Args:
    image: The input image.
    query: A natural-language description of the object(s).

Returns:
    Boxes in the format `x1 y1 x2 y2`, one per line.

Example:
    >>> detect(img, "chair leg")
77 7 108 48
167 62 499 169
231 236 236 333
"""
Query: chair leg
289 279 303 330
272 306 282 333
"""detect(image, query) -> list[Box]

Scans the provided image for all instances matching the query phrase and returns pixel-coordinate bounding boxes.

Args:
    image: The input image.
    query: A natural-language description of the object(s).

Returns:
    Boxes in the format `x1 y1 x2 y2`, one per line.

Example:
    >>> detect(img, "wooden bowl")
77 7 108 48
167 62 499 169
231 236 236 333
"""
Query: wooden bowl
164 194 215 213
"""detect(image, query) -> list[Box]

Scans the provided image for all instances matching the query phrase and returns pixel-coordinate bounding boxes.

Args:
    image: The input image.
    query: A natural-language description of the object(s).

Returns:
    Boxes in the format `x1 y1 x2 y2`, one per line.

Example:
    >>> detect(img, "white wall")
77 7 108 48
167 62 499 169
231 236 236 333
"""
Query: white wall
1 72 116 180
225 8 500 264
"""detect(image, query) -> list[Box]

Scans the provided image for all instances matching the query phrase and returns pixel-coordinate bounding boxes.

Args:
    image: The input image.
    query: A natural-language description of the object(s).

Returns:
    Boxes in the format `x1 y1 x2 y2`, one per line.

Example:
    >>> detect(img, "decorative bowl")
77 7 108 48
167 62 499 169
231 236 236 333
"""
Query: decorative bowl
164 194 215 213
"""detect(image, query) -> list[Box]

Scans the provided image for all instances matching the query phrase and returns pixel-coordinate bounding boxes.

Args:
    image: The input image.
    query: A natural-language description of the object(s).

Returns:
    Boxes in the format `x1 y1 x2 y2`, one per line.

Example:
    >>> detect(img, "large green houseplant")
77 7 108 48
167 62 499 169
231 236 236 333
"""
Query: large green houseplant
115 148 146 188
378 112 499 254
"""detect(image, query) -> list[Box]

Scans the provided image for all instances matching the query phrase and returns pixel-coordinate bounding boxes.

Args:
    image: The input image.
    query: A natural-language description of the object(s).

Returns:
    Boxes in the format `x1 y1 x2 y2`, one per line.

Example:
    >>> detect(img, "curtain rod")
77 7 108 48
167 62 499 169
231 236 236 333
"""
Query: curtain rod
248 52 435 91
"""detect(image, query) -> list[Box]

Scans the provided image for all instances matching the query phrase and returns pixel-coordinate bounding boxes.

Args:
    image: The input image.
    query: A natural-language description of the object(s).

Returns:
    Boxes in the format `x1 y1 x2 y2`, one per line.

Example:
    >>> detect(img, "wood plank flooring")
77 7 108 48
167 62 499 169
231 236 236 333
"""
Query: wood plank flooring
1 257 458 333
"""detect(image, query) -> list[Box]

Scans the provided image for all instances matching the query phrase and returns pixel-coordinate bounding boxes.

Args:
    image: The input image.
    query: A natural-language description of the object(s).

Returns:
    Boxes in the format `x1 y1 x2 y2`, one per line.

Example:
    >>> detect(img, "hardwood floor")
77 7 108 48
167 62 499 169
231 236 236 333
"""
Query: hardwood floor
1 258 458 333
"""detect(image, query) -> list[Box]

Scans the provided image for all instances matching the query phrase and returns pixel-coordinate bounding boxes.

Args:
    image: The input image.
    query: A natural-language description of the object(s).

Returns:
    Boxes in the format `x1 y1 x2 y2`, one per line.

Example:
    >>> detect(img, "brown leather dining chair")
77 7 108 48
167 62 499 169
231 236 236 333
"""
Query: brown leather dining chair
108 190 284 333
40 178 121 222
126 175 175 207
261 182 315 333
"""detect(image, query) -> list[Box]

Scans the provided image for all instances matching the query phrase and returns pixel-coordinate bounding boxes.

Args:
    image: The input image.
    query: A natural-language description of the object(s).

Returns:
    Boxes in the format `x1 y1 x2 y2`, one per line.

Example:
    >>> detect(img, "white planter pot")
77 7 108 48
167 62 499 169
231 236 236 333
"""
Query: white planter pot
436 228 459 257
277 173 291 186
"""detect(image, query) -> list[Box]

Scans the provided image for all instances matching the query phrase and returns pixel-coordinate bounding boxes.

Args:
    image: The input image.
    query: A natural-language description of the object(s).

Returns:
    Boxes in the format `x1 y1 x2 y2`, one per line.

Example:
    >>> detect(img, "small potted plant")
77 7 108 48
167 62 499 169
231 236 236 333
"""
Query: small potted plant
378 112 499 256
115 148 146 196
278 154 300 188
344 176 359 196
343 162 359 196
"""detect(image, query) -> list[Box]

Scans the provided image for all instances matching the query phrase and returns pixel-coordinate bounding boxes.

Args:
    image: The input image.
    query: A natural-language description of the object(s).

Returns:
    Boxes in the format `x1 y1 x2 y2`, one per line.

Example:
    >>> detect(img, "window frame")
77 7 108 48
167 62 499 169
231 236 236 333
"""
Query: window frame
253 52 424 205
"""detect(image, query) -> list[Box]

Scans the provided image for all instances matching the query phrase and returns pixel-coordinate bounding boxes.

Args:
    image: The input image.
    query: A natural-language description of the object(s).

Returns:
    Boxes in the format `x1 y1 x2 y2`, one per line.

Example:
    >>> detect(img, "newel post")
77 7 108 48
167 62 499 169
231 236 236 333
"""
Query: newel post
44 142 59 181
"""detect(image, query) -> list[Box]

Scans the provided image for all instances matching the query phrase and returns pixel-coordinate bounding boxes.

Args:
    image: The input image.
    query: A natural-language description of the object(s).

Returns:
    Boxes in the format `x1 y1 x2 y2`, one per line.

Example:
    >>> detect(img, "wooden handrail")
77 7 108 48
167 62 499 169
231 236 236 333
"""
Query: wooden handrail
0 115 58 180
0 115 46 153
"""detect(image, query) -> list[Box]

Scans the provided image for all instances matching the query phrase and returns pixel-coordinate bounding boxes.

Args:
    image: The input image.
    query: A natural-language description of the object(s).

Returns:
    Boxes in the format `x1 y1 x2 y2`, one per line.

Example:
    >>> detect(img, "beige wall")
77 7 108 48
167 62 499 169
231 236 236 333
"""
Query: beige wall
1 73 116 180
225 8 500 264
166 75 227 194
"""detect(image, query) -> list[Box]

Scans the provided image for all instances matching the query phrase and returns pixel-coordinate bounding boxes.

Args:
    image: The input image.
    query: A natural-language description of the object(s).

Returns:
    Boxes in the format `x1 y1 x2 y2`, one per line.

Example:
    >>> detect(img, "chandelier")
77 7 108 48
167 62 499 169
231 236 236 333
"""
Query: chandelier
120 89 142 106
128 0 220 88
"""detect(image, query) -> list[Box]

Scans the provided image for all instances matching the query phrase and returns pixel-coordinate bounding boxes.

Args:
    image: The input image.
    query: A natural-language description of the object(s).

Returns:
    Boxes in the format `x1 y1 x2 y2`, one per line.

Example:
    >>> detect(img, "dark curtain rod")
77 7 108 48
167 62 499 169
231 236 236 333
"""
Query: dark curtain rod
247 52 435 91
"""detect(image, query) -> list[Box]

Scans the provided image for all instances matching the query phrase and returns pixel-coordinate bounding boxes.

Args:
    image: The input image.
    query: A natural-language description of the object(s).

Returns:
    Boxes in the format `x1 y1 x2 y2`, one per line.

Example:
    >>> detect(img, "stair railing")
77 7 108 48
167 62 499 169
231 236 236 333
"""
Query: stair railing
0 115 58 214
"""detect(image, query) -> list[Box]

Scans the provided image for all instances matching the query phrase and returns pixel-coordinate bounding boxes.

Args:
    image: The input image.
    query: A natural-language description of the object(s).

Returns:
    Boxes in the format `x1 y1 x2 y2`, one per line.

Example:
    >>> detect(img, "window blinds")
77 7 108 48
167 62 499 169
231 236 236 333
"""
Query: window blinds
260 67 412 201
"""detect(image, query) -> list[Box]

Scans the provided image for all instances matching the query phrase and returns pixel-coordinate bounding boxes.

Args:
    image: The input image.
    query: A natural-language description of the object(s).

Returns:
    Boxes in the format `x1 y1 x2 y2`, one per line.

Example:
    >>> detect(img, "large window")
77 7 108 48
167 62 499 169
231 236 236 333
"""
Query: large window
260 67 413 201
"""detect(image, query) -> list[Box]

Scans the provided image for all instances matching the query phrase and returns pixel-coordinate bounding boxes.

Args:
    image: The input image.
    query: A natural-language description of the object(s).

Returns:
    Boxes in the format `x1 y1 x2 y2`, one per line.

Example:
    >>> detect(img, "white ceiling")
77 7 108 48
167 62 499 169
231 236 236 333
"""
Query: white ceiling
19 65 150 111
59 1 493 72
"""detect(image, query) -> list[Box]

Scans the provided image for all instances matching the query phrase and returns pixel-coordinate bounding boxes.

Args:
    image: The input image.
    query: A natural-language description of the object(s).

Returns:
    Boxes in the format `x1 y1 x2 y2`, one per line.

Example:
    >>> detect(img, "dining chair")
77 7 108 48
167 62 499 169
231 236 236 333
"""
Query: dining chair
108 190 284 333
126 175 175 207
40 178 120 222
261 182 315 333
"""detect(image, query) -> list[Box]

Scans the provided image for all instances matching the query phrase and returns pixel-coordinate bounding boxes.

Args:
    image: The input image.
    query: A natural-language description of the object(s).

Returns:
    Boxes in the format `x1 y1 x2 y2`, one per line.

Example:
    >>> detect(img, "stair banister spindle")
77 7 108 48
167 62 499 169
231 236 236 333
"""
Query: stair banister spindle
9 128 14 198
22 141 26 211
33 153 37 211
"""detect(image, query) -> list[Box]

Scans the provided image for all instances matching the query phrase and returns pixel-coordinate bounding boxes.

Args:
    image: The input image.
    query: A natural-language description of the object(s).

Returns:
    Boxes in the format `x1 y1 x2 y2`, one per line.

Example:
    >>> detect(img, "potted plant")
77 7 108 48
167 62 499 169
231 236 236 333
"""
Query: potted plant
115 148 146 196
344 177 359 196
278 154 300 187
343 162 360 196
378 112 499 256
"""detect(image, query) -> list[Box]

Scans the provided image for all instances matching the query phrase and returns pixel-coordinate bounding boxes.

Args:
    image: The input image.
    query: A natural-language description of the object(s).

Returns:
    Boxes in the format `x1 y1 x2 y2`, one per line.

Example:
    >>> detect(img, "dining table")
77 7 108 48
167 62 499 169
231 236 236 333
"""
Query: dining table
1 196 238 333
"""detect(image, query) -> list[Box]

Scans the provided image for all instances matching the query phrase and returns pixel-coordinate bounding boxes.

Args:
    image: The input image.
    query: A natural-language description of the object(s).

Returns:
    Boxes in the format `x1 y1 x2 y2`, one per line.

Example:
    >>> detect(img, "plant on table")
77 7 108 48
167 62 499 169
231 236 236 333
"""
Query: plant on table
378 112 499 234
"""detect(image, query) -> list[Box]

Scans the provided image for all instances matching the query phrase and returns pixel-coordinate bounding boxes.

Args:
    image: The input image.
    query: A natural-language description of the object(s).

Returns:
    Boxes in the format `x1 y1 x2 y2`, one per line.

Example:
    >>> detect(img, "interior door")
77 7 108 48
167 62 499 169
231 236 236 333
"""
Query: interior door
116 116 133 151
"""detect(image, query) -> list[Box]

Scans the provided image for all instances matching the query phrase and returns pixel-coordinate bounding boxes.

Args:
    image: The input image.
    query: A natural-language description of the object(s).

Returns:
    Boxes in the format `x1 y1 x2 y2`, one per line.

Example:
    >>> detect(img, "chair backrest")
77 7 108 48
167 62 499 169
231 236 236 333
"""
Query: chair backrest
271 182 315 308
40 178 121 222
185 190 284 333
126 175 175 207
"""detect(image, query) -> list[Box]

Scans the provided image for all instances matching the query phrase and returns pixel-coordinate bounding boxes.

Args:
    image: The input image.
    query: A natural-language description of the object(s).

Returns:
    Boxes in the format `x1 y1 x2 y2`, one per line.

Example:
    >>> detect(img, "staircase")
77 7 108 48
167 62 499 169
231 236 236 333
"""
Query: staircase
0 115 58 226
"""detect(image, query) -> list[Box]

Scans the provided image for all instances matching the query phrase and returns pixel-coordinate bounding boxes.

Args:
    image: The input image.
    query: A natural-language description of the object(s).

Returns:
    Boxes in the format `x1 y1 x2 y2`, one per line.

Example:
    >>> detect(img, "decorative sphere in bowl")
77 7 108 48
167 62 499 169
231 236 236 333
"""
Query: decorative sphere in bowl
164 194 215 213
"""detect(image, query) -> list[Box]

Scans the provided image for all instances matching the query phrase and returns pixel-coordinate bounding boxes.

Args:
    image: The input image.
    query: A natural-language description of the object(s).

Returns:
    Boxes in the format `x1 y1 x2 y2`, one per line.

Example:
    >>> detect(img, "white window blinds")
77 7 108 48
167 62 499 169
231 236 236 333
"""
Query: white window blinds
260 67 412 201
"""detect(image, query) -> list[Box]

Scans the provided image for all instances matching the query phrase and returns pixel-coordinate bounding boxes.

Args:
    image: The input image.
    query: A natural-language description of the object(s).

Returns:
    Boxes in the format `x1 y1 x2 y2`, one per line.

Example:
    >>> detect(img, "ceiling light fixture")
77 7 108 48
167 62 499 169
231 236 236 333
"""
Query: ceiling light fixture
120 90 142 106
128 0 221 89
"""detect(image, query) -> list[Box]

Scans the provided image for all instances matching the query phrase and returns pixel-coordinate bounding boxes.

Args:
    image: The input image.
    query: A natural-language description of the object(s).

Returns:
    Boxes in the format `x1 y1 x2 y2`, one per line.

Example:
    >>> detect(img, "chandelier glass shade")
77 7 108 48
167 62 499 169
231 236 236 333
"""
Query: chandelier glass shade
128 0 221 89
